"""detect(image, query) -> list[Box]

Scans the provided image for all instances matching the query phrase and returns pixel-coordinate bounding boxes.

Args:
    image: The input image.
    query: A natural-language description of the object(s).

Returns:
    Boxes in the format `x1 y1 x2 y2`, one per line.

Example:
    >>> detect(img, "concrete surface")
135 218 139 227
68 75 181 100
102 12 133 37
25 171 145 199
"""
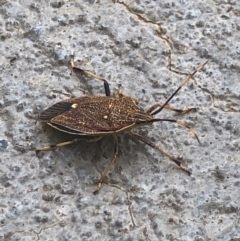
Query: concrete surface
0 0 239 240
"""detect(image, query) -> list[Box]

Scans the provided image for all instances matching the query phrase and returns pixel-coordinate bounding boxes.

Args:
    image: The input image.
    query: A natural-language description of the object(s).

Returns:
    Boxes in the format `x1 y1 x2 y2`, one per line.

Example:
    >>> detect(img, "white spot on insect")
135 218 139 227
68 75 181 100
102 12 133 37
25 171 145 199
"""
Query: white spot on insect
103 115 108 119
71 103 78 108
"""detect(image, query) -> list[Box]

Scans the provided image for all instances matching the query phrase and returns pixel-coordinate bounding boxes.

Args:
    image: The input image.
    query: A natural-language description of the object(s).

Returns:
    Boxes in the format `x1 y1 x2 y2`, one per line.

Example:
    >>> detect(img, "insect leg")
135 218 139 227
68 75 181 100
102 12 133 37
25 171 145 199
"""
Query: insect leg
93 134 119 194
128 131 191 175
70 58 111 96
36 136 103 154
117 84 123 97
147 118 200 143
146 103 196 115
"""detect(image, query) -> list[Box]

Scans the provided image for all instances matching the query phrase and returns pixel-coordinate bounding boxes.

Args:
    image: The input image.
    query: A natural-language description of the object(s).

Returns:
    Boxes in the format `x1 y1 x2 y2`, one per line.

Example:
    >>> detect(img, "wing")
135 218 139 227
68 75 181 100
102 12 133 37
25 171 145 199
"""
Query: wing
38 102 73 121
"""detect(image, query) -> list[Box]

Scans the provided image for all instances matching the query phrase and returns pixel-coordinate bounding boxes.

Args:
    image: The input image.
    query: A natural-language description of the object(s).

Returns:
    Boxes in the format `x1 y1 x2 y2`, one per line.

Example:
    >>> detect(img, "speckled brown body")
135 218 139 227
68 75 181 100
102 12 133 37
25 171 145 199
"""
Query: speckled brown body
38 95 153 135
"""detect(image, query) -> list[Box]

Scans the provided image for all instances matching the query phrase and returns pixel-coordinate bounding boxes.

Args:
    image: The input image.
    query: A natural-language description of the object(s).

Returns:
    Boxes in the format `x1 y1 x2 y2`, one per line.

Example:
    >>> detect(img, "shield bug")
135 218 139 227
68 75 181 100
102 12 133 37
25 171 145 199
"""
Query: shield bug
37 58 208 194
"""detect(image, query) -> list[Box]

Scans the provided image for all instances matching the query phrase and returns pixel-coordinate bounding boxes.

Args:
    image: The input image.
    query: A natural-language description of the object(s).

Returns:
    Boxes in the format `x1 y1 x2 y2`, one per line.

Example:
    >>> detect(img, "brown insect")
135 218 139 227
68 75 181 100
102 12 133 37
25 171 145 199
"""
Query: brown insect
37 58 208 194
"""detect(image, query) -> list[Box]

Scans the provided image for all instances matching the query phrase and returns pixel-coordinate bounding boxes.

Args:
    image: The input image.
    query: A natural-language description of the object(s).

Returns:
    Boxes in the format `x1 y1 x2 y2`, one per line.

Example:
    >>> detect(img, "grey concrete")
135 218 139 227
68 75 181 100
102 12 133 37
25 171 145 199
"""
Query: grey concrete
0 0 239 240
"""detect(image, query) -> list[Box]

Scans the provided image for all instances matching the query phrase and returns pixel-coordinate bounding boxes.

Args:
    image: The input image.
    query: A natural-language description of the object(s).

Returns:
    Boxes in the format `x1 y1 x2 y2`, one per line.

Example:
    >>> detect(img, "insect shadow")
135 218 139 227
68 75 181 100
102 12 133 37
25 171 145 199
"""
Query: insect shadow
36 57 208 194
